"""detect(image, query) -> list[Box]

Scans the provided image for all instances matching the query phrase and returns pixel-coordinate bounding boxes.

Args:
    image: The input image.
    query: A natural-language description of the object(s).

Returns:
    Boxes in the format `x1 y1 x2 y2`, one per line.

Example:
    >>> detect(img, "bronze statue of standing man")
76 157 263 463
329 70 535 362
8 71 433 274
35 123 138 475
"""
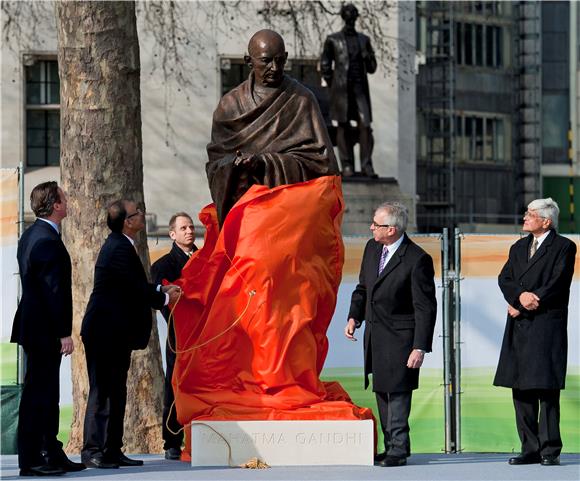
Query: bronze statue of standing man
321 3 378 178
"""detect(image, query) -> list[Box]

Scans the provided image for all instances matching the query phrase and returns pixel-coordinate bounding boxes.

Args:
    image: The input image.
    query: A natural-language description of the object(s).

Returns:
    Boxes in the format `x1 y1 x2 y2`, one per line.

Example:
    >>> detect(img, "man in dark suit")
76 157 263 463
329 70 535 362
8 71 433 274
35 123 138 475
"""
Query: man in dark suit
80 199 180 469
321 3 378 178
11 181 86 476
345 202 437 467
151 212 197 460
494 198 576 467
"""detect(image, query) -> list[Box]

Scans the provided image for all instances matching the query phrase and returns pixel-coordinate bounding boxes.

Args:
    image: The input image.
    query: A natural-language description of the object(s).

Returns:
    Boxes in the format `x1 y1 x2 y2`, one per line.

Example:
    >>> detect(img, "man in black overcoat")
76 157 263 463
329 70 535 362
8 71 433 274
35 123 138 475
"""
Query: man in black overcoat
346 202 437 467
11 181 86 476
80 200 180 469
151 212 197 460
321 3 378 178
494 197 577 466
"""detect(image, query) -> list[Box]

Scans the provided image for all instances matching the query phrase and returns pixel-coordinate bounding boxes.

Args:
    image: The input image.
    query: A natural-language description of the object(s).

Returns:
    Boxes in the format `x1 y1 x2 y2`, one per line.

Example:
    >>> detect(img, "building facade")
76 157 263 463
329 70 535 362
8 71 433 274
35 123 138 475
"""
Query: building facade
0 1 416 235
416 0 580 233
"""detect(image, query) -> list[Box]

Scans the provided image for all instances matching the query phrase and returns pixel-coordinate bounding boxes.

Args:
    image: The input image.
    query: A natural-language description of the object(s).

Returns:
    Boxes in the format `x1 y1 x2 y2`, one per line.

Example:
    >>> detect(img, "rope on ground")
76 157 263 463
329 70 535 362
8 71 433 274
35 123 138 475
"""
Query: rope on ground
239 457 270 469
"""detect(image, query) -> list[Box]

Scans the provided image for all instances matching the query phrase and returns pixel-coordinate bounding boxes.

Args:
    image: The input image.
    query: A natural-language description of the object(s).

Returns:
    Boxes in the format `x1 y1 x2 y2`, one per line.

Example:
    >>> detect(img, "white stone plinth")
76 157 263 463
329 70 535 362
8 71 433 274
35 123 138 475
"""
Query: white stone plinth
190 420 374 466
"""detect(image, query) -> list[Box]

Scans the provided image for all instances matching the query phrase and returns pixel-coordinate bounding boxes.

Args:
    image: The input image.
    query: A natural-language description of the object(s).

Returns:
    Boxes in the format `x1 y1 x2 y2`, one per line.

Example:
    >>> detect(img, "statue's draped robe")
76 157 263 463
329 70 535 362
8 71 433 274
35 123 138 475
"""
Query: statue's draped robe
172 75 373 460
206 73 339 224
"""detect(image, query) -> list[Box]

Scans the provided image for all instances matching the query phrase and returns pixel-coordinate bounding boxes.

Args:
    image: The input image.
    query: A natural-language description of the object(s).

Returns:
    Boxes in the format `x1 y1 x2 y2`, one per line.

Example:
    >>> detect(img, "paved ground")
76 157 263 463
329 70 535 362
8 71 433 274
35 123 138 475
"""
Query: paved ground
1 453 579 481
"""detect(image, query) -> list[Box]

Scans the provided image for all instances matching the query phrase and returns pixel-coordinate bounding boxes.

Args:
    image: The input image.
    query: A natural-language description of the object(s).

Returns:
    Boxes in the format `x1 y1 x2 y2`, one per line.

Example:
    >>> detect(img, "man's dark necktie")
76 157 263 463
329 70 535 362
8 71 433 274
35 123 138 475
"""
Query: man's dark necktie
529 238 538 260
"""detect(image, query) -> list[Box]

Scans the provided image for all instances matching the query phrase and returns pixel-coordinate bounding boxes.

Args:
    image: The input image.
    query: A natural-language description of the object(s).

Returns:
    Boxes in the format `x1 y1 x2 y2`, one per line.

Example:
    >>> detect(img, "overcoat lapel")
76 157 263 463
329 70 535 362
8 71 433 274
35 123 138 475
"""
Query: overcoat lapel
368 242 381 285
373 235 409 289
519 230 555 278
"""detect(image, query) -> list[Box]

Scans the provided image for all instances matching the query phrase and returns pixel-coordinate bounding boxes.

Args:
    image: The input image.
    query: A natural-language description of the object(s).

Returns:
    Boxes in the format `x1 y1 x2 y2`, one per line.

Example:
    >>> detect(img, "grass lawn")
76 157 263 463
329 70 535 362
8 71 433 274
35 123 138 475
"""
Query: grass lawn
58 405 72 446
1 342 17 384
322 367 580 453
3 344 578 453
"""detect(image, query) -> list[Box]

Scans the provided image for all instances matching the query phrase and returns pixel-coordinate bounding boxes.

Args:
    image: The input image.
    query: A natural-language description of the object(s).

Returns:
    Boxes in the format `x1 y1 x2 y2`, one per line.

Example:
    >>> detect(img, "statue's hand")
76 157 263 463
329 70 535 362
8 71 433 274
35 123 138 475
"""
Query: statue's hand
234 151 263 172
234 150 253 166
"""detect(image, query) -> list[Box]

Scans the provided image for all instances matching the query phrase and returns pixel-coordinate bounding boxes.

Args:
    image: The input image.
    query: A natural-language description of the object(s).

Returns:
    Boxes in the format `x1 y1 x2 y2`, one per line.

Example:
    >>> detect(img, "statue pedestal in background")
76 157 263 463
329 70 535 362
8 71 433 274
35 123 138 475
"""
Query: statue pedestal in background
341 177 416 236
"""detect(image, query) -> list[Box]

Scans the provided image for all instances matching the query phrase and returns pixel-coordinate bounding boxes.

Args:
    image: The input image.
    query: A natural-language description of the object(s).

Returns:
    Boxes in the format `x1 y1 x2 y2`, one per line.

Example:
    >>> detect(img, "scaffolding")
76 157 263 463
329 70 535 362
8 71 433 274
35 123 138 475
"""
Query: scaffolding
418 1 456 232
514 1 542 210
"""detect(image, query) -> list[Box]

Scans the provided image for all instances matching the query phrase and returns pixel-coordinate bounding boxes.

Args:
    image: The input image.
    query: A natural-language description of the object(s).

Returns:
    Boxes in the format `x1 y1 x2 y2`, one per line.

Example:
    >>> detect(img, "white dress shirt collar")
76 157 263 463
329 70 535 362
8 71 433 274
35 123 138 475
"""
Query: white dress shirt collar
384 233 405 254
38 217 60 235
534 230 550 250
123 233 135 246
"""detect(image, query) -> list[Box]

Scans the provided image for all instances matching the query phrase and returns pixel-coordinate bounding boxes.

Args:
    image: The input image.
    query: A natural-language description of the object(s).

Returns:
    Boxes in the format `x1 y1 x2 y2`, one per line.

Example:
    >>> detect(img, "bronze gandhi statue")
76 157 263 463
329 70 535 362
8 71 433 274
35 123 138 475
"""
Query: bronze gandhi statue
206 30 339 225
321 3 378 178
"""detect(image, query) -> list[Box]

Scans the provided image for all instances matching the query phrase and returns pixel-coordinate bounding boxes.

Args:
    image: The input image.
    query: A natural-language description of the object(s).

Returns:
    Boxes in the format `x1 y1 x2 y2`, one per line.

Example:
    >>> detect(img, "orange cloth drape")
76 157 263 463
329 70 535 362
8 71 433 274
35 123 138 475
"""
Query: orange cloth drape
171 176 374 460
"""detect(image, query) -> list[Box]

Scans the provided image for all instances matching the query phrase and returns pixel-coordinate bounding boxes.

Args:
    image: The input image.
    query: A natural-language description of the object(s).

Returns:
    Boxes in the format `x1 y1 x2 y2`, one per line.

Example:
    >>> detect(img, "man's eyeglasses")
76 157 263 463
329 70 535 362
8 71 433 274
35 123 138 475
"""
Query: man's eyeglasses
371 221 391 229
127 209 143 219
523 211 544 220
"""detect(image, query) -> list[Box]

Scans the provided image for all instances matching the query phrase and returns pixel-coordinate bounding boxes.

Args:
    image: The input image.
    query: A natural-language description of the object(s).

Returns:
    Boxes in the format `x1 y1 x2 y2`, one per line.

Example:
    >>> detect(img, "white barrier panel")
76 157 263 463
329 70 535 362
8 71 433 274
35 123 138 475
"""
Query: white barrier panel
191 420 374 466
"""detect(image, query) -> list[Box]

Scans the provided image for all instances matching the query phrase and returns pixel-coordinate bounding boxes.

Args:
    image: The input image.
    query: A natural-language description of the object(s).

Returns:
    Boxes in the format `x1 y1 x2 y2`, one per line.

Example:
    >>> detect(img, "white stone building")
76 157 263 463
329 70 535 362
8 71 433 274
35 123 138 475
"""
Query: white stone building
0 1 416 233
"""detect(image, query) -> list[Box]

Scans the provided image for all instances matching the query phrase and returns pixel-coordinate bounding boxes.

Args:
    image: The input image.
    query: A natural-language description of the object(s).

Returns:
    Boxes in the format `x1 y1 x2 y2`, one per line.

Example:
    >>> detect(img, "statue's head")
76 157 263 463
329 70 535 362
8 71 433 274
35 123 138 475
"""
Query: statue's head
245 30 288 88
340 3 359 26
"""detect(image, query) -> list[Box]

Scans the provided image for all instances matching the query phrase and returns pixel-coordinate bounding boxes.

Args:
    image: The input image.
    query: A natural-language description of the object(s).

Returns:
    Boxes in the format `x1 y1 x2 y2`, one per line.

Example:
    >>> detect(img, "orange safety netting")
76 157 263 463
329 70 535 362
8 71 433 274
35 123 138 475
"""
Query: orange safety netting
170 176 374 460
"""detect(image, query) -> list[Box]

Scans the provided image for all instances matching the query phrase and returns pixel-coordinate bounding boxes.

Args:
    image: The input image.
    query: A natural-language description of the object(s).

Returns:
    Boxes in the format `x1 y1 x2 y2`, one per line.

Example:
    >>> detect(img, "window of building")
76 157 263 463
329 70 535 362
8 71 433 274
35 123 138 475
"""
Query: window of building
219 57 330 125
456 21 504 68
463 114 505 163
25 59 60 167
454 1 506 16
542 94 568 150
450 114 507 163
219 57 320 97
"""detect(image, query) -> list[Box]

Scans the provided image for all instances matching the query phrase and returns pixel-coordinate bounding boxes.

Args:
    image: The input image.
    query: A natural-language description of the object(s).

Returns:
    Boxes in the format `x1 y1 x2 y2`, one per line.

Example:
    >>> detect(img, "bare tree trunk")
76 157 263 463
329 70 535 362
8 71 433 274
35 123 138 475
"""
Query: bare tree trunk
56 0 164 454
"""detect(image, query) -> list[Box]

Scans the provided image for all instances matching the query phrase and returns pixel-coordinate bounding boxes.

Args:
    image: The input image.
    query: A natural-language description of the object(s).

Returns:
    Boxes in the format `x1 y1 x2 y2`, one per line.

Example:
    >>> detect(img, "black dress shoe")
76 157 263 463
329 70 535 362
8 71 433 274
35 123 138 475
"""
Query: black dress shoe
374 451 386 463
59 458 87 472
379 456 407 467
363 167 378 179
19 464 65 476
47 457 86 472
84 456 119 469
342 165 354 177
508 453 541 465
116 453 144 466
541 455 560 466
165 447 182 460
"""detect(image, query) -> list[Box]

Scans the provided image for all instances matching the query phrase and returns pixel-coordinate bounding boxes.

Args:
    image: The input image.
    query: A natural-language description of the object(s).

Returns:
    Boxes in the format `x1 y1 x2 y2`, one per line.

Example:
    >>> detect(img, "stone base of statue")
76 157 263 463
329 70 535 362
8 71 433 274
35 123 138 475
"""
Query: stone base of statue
342 177 416 235
190 420 374 466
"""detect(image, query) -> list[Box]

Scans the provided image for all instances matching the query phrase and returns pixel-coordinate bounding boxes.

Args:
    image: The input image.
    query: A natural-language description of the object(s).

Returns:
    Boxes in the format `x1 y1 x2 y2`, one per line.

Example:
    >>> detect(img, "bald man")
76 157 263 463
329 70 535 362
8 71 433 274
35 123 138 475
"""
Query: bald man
206 29 339 225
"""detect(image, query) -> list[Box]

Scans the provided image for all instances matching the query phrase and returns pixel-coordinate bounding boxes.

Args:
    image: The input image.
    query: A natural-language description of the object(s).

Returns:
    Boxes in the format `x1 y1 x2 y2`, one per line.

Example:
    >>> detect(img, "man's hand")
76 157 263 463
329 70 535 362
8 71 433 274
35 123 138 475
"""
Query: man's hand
162 285 182 305
407 349 425 369
519 291 540 311
60 336 74 356
507 304 521 318
344 318 357 341
162 284 181 294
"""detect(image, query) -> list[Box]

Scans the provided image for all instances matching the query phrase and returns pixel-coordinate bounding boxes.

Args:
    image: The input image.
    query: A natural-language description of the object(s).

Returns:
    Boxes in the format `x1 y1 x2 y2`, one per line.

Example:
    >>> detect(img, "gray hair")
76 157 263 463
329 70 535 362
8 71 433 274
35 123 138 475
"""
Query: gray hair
375 202 408 233
528 197 559 229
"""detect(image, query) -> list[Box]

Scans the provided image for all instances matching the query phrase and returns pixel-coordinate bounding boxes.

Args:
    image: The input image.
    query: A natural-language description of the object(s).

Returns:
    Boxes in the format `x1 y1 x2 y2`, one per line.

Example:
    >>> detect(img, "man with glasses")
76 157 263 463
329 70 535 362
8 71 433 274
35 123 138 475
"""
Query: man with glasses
206 29 338 225
345 202 437 467
494 198 576 466
80 200 181 469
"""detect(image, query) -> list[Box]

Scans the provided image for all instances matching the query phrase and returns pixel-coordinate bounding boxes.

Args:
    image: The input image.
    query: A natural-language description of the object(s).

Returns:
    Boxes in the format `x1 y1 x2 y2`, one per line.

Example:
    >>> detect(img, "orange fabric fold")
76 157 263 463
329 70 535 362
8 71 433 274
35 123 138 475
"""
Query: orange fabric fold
171 176 374 460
